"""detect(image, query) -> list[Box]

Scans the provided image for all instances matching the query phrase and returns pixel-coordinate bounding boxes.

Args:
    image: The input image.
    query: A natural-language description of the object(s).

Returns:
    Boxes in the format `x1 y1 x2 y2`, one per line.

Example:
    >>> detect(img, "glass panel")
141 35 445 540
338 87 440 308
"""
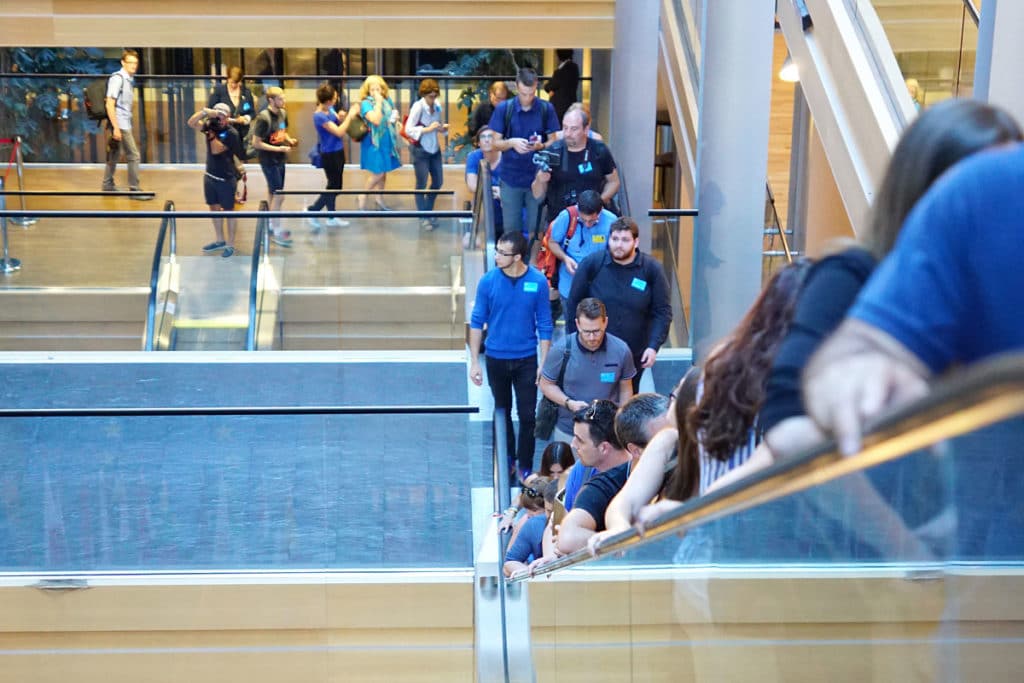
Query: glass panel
526 416 1024 681
0 412 484 570
649 215 693 347
852 0 979 108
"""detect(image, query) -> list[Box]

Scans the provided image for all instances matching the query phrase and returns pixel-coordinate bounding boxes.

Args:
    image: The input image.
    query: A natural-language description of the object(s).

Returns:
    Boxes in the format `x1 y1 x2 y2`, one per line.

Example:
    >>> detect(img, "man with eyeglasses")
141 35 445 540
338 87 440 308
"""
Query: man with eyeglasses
568 216 672 392
470 231 554 482
101 49 152 199
489 67 560 235
545 190 617 320
539 297 635 447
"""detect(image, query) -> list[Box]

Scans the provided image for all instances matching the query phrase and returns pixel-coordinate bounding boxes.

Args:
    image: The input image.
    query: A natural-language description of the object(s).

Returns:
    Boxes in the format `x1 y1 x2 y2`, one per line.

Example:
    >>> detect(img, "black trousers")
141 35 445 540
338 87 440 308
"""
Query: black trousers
310 148 345 211
485 354 538 473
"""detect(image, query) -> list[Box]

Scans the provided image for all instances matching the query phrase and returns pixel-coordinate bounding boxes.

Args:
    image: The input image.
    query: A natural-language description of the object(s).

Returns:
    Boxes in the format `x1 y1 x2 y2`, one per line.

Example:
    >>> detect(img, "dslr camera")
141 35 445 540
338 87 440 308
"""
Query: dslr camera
532 149 561 173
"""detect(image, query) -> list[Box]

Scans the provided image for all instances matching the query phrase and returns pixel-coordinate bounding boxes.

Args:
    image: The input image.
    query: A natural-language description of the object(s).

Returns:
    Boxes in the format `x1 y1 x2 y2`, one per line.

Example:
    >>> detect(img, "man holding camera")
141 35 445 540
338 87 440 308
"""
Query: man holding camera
188 103 245 258
489 68 561 235
531 106 619 218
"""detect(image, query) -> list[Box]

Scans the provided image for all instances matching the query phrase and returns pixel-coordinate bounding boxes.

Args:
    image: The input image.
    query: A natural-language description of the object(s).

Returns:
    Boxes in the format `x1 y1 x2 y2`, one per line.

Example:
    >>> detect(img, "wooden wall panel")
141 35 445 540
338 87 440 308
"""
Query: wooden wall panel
0 1 616 48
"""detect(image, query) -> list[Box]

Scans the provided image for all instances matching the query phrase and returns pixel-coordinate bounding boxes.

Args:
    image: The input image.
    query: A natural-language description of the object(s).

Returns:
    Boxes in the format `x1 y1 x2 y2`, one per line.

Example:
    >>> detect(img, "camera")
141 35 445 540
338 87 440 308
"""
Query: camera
532 149 561 173
202 116 226 134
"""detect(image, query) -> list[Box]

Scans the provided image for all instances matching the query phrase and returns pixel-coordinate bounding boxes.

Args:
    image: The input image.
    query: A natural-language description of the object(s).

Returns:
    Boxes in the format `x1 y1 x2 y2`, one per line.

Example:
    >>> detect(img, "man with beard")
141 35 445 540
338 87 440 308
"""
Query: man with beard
567 217 672 392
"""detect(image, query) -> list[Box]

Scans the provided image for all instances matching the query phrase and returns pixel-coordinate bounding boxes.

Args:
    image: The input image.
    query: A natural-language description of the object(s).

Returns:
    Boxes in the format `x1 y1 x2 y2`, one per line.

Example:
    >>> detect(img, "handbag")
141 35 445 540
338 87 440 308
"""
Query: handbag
308 143 323 169
347 114 369 142
535 336 572 440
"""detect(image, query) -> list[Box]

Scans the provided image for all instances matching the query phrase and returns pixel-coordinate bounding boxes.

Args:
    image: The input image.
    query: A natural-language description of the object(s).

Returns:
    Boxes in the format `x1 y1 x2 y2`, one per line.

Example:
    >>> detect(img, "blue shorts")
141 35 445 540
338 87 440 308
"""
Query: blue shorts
260 162 286 195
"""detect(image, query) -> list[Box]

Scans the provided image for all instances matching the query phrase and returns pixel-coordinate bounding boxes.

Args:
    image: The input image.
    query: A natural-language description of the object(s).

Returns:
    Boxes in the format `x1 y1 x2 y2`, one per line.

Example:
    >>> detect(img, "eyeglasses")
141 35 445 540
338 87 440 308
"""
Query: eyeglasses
584 401 601 421
578 327 603 337
521 484 541 498
495 248 515 257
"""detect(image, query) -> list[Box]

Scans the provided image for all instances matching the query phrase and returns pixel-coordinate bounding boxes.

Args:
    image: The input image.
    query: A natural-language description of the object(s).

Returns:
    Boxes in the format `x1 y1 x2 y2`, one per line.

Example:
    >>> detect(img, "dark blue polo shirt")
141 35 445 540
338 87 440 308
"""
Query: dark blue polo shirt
488 97 560 188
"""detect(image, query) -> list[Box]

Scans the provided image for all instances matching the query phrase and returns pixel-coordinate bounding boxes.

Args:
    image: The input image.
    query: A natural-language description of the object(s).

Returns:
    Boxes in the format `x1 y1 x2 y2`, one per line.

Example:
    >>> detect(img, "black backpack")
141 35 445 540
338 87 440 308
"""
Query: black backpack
85 73 122 121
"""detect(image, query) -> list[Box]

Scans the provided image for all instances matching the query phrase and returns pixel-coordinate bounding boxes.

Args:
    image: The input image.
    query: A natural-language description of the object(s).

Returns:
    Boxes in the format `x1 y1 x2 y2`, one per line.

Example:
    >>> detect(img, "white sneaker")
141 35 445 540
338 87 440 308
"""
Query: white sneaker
307 215 324 232
325 217 350 228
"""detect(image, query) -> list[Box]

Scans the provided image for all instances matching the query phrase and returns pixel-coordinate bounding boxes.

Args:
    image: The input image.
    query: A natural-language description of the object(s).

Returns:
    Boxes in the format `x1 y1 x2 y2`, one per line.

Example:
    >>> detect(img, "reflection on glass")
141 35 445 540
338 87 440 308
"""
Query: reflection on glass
528 416 1024 681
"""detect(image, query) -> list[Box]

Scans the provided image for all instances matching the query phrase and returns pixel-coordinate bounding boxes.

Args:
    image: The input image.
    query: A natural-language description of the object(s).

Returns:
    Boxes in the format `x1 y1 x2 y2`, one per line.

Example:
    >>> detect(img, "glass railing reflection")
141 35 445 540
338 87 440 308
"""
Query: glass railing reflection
515 353 1024 681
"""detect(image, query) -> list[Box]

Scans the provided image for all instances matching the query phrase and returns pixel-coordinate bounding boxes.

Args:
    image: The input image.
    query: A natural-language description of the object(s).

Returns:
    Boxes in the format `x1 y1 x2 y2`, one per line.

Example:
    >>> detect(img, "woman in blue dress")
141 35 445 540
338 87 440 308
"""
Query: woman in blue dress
357 75 401 211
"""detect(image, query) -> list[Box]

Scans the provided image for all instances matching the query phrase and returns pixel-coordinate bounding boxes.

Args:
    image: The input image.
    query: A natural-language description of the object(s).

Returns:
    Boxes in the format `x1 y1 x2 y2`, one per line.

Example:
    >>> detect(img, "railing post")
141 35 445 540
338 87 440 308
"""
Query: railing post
10 137 37 227
0 177 22 274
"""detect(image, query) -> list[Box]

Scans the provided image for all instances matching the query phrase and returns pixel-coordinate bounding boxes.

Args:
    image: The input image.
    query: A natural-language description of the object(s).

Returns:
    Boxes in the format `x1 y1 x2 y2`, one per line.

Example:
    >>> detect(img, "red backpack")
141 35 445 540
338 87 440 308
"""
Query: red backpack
534 205 580 290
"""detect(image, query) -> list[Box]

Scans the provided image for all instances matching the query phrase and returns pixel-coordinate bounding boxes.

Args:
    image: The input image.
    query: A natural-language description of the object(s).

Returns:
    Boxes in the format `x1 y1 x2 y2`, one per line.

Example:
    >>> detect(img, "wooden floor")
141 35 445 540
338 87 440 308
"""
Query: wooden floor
1 164 473 290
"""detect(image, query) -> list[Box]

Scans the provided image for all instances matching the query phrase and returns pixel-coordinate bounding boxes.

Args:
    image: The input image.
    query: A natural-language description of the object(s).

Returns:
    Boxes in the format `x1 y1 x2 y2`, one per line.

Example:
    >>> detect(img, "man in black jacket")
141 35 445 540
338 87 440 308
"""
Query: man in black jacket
567 217 672 392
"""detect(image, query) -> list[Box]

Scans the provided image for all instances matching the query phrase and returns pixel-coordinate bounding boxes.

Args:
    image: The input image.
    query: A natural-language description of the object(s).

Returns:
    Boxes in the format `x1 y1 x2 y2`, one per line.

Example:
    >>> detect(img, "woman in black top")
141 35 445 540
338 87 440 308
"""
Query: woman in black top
207 66 256 150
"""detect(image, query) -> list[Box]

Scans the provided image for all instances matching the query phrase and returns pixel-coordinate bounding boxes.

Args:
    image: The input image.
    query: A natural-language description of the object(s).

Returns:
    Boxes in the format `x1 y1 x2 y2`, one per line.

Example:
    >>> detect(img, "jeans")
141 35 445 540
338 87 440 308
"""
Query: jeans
485 354 539 473
103 125 140 190
309 148 345 211
411 145 443 212
499 181 543 237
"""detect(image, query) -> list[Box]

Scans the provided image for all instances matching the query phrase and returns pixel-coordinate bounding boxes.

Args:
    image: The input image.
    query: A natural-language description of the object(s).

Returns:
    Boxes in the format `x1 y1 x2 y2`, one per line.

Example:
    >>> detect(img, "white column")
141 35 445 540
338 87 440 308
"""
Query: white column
974 0 1024 123
609 0 659 251
689 0 775 358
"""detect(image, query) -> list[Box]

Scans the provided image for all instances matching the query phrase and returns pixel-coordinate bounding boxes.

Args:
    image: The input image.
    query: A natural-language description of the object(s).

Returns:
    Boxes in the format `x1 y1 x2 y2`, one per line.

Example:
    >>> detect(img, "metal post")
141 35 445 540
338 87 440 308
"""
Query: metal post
10 136 37 227
0 178 22 274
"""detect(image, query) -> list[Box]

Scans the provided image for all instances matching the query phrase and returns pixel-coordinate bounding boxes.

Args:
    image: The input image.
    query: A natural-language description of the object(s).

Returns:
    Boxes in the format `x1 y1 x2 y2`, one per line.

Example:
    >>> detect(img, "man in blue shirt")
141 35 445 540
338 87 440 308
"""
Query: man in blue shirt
470 231 554 481
489 67 560 236
547 190 617 320
804 143 1024 455
101 50 152 199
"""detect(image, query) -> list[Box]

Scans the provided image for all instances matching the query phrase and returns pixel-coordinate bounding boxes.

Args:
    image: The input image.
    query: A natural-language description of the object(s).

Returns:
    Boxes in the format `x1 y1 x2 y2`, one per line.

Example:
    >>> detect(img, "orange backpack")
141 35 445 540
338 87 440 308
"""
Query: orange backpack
534 205 580 289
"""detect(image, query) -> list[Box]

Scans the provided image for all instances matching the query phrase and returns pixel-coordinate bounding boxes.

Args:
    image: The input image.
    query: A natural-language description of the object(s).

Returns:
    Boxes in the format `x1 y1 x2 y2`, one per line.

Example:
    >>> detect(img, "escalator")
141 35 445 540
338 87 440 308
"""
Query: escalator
146 200 281 351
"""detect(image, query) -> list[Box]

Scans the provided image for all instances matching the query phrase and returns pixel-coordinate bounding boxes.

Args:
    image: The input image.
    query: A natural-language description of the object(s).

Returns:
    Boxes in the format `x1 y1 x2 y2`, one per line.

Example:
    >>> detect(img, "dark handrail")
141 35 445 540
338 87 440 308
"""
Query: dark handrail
246 200 270 351
614 163 631 218
510 351 1024 582
765 182 793 263
272 190 455 196
0 190 156 197
471 153 495 272
143 200 176 351
648 208 699 217
0 405 480 418
0 72 593 83
0 210 472 219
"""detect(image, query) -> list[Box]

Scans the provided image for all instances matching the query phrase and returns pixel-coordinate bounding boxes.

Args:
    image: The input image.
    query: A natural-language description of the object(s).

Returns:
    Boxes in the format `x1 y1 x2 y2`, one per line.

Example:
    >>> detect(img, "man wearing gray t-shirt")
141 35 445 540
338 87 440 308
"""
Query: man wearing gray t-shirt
540 297 635 444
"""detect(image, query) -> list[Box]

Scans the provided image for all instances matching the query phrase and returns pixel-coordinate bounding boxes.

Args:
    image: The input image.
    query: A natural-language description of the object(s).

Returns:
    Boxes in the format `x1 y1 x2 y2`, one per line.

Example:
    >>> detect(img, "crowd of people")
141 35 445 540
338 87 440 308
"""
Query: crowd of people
493 96 1024 578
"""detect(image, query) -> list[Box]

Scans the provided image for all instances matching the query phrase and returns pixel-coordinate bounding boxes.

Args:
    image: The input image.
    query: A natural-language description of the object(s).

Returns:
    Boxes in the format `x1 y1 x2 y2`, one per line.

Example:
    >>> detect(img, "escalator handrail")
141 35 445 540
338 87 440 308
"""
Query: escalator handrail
509 351 1024 582
962 0 979 26
143 200 176 351
246 200 270 351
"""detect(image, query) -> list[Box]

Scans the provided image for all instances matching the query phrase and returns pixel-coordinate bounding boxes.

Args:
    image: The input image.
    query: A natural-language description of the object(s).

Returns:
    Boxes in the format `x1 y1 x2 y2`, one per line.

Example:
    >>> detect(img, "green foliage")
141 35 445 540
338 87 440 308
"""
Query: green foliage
440 49 541 162
0 48 114 161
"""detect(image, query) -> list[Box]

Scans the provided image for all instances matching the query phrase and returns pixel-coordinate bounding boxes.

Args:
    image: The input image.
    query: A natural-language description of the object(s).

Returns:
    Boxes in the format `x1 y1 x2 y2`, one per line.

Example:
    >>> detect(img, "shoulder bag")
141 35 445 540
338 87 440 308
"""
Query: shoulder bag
535 335 572 439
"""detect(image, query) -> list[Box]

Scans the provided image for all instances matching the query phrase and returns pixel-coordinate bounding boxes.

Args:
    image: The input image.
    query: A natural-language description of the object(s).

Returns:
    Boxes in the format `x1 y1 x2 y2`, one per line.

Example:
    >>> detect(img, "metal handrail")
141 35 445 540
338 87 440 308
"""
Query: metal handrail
143 200 176 351
510 351 1024 582
648 208 698 217
0 405 479 418
246 200 270 351
962 0 980 26
765 182 794 264
0 209 472 219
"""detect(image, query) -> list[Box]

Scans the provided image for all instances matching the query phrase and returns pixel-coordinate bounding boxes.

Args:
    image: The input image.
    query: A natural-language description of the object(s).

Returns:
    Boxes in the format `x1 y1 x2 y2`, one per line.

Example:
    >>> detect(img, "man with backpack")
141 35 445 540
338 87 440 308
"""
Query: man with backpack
488 67 560 235
101 50 152 199
251 86 298 247
567 217 672 392
541 190 617 321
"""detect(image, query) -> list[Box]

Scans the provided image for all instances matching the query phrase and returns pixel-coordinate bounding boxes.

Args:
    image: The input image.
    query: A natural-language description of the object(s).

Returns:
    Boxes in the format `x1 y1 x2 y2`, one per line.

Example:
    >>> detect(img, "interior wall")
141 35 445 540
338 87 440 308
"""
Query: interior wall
0 1 616 48
803 120 856 257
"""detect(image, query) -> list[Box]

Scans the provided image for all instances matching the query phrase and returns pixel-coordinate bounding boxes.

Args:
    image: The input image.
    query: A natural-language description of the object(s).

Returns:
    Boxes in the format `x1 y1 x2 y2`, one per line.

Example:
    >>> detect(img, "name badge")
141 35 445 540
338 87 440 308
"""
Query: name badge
600 371 616 383
523 281 538 293
242 102 251 111
578 161 593 174
592 235 605 244
631 278 648 291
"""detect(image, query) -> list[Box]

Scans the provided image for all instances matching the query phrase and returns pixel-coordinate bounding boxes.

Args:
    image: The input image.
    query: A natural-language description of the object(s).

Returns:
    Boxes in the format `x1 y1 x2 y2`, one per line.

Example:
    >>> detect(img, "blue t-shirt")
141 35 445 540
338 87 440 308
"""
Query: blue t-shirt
470 265 553 359
549 208 617 298
488 97 560 188
849 143 1024 373
505 514 547 564
313 110 344 154
563 463 597 512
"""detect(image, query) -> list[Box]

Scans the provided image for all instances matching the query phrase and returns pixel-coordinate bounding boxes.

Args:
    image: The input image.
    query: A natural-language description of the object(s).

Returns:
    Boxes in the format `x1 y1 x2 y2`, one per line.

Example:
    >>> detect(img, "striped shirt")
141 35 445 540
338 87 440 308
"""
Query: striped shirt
694 379 760 495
